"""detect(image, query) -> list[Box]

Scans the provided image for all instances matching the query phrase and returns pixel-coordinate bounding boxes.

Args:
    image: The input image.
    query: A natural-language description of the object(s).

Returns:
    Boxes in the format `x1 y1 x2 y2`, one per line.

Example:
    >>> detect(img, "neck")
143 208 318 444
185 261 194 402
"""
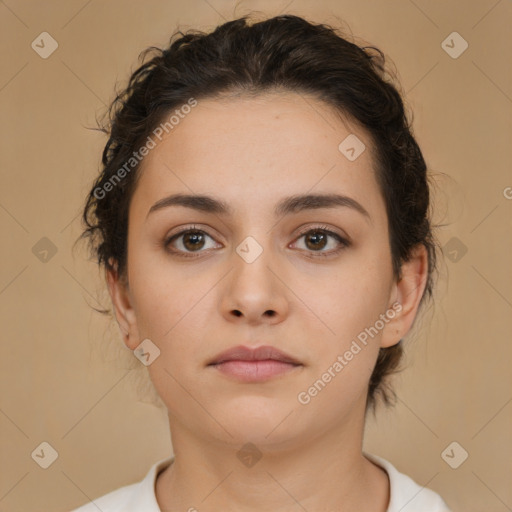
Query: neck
155 409 389 512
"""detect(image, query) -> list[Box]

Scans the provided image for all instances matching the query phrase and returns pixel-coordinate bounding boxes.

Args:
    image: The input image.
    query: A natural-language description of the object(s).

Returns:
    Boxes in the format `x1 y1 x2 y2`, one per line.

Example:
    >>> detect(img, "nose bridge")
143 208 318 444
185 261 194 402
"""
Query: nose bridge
233 233 276 297
222 232 287 323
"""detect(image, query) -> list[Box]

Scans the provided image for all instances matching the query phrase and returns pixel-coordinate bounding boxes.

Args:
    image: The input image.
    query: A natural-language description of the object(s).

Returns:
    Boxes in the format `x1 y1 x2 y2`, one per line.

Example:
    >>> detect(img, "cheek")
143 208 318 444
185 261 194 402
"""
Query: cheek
127 260 219 382
127 250 206 337
296 268 391 411
313 259 393 345
296 350 378 419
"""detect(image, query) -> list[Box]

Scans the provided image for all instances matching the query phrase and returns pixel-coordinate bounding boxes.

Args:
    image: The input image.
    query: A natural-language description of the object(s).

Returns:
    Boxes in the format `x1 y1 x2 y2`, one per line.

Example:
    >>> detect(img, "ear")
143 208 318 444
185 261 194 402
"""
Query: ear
106 262 140 350
380 244 429 348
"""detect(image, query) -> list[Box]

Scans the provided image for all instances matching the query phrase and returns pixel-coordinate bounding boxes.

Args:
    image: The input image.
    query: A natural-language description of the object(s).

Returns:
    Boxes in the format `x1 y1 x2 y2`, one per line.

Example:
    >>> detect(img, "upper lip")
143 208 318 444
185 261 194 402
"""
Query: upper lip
208 345 301 366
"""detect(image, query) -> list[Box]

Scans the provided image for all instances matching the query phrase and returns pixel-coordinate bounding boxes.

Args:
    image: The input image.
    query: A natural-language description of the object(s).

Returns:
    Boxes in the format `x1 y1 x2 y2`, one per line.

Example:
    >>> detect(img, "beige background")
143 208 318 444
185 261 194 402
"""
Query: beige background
1 0 511 511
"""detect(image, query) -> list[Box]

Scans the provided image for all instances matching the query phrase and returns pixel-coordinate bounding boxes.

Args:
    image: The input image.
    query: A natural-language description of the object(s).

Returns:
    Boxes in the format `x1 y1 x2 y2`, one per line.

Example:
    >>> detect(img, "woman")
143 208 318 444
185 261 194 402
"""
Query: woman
74 13 451 512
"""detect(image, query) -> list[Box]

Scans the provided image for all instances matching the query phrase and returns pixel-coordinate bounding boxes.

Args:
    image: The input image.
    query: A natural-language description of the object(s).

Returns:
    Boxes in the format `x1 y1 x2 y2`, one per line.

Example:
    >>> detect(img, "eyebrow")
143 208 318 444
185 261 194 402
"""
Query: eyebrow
147 192 371 222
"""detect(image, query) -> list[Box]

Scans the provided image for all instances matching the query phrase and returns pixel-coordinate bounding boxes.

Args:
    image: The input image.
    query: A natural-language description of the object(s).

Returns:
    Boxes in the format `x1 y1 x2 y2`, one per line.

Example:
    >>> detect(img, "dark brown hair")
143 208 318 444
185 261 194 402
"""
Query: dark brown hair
80 14 438 411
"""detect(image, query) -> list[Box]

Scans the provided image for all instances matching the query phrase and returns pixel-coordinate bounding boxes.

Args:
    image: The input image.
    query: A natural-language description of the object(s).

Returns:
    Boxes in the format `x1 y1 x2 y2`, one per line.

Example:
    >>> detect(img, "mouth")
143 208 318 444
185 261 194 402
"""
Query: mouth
207 345 303 382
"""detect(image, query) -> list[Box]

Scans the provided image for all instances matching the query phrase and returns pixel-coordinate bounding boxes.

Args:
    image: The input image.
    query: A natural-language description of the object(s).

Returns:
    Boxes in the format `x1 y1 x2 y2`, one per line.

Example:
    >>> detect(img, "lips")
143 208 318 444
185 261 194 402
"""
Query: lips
207 345 302 382
207 345 301 366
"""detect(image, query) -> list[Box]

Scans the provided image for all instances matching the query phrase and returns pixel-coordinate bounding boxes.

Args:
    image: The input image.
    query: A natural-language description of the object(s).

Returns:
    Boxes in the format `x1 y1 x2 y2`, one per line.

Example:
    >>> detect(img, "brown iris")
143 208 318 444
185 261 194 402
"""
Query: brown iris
304 230 328 251
182 231 206 251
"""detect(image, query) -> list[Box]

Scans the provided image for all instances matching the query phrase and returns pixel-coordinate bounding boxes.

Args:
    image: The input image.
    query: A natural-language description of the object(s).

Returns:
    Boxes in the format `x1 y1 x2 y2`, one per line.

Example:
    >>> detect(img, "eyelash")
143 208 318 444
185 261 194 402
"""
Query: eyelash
163 224 350 259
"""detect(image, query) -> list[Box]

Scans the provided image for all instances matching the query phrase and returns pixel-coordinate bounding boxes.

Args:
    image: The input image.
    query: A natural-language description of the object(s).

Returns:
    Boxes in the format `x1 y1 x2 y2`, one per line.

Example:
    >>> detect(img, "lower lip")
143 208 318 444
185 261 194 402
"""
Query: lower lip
210 360 301 382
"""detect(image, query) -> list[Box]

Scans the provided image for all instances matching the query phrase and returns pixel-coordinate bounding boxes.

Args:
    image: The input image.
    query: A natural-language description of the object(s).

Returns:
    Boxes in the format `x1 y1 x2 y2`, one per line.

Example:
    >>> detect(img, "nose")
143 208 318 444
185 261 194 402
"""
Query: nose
220 242 289 326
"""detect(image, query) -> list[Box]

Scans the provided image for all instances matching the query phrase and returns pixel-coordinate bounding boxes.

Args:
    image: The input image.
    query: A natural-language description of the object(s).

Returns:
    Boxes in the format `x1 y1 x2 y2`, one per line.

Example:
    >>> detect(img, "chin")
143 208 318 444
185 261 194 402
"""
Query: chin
212 396 304 444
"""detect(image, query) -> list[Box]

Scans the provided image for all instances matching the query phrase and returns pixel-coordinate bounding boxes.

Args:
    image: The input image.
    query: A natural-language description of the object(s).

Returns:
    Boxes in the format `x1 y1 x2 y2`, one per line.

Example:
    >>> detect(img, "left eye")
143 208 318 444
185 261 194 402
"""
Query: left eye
291 228 349 256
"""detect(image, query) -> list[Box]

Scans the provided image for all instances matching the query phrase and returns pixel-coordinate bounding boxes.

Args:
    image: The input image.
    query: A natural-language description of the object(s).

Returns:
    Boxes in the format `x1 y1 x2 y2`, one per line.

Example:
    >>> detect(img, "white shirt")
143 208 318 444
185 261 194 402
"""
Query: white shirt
71 453 452 511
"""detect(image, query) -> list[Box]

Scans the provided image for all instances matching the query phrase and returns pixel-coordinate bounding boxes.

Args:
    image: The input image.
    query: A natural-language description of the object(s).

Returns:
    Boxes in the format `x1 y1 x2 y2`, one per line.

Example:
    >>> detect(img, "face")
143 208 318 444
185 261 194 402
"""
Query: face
108 92 427 450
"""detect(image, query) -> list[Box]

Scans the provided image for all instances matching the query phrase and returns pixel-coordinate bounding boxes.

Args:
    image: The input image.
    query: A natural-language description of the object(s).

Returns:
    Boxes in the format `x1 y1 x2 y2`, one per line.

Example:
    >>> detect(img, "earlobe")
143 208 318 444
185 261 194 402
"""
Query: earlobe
105 264 140 350
380 244 429 348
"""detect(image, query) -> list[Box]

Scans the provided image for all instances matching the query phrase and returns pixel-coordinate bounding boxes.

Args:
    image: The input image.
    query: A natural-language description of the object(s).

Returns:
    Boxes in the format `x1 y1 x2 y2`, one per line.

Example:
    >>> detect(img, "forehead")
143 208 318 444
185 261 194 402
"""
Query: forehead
131 92 385 223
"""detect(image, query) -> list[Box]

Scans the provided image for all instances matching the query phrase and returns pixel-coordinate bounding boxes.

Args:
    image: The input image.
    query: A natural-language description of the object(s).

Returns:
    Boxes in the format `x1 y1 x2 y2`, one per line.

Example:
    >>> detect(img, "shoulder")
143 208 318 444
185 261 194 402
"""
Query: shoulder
70 483 136 512
364 452 452 512
70 457 174 512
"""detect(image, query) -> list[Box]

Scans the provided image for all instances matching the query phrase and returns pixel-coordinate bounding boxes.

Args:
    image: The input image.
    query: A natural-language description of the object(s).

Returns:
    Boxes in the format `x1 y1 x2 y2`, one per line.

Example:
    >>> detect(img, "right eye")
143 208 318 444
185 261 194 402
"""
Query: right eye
164 225 222 258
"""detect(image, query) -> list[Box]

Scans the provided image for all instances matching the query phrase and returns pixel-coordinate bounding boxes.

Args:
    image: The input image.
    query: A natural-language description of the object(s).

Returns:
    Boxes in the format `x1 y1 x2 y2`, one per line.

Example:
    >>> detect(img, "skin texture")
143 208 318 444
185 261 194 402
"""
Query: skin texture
107 92 428 512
